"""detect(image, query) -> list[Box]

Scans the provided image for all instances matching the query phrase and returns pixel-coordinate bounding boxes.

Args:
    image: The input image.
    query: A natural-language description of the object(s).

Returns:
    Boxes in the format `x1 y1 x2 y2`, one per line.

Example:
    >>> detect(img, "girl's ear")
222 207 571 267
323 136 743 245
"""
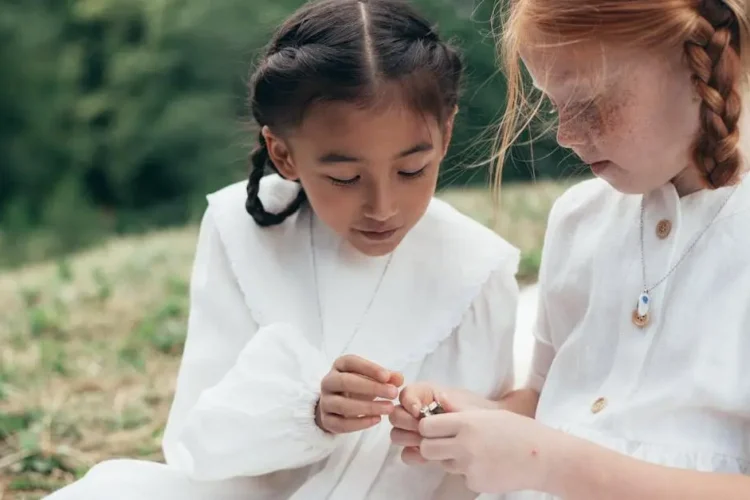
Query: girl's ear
441 106 459 157
262 126 299 181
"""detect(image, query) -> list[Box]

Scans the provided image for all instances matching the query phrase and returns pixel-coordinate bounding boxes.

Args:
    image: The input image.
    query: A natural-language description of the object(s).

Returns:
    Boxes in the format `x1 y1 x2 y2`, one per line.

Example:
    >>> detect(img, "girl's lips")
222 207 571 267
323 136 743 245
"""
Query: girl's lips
356 228 399 241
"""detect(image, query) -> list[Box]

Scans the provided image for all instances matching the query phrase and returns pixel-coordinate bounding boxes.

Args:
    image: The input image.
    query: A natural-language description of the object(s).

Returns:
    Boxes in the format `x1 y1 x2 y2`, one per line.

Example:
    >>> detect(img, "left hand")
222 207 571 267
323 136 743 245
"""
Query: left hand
417 409 556 494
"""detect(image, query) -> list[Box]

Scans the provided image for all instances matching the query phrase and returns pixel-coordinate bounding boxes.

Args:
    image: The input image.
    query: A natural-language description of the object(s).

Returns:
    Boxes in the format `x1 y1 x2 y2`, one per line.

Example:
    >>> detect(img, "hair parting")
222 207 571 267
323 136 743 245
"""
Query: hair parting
244 0 463 226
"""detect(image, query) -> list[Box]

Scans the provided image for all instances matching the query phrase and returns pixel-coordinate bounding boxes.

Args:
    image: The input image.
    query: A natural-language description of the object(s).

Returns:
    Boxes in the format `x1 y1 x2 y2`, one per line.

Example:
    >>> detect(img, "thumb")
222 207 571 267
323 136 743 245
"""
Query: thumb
402 386 436 418
434 391 460 413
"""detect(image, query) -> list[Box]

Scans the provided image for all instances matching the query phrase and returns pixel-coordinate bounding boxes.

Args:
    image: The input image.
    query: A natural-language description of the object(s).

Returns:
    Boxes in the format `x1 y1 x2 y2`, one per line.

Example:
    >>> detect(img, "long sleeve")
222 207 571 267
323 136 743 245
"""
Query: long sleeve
162 207 344 482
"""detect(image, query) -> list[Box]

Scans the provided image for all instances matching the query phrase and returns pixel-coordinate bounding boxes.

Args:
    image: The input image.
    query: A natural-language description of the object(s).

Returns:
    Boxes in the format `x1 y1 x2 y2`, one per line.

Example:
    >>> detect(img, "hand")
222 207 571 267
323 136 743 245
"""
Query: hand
417 409 556 494
316 354 404 434
389 383 497 464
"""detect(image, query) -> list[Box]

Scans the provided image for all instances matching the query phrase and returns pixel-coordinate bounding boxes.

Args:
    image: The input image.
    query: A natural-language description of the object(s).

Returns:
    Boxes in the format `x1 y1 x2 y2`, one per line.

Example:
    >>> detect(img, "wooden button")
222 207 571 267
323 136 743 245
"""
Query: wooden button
631 309 649 328
656 219 672 239
591 397 608 414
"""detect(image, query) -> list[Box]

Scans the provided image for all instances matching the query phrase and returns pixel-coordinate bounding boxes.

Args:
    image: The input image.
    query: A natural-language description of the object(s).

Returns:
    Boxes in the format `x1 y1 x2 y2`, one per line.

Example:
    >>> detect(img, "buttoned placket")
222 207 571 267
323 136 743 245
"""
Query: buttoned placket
585 186 683 421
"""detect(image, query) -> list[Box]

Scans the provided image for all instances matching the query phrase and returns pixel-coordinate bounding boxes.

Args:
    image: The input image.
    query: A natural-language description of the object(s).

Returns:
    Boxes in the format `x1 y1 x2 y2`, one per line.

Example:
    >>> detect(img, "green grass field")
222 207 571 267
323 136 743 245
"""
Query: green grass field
0 180 571 499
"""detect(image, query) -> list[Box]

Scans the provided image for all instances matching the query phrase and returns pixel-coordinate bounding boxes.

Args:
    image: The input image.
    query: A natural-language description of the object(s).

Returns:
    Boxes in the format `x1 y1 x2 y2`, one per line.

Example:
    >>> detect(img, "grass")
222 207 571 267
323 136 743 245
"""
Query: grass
0 180 571 499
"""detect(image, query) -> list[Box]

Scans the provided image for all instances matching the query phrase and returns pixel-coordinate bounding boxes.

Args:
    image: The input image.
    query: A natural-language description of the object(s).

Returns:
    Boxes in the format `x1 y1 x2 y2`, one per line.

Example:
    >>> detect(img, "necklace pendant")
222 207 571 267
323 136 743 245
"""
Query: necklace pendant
632 291 650 328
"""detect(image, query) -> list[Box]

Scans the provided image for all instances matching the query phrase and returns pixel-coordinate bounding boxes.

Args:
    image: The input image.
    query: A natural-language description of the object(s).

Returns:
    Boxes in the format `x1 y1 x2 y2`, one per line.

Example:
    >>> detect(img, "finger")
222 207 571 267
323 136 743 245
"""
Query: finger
419 438 457 461
389 406 420 431
334 355 391 382
322 372 398 399
419 413 461 438
388 371 405 387
401 446 426 465
440 459 462 475
322 414 382 434
322 395 394 418
406 399 426 419
390 428 422 447
349 393 376 401
399 387 436 418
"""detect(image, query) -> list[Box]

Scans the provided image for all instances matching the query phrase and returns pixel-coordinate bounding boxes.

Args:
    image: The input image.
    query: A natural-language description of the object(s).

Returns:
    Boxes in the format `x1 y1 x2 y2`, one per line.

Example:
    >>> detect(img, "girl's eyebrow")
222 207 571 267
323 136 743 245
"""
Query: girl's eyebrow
318 141 433 164
397 142 433 158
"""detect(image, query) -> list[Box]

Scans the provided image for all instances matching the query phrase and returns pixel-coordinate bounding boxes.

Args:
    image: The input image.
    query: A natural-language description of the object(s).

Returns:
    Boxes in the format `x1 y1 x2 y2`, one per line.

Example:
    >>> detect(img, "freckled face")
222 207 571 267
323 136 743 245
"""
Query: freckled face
522 44 703 194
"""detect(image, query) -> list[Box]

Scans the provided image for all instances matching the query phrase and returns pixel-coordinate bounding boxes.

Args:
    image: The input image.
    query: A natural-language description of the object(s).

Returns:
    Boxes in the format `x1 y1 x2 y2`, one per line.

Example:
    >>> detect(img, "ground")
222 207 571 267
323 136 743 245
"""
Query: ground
0 180 570 499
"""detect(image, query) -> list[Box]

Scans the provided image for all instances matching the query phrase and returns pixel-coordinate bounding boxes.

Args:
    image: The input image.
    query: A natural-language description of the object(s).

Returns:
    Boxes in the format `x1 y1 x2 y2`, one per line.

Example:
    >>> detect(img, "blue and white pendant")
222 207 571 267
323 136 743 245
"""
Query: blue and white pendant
632 291 650 328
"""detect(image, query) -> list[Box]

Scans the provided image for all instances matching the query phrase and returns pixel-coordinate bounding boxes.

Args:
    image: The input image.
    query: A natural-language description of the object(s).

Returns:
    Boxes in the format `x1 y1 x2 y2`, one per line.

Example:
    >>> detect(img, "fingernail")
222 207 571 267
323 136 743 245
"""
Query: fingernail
412 402 421 415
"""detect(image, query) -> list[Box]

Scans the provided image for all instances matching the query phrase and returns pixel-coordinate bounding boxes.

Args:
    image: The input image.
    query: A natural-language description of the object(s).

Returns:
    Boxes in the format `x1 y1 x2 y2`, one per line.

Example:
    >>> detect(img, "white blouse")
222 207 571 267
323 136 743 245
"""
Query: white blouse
501 176 750 499
45 175 520 500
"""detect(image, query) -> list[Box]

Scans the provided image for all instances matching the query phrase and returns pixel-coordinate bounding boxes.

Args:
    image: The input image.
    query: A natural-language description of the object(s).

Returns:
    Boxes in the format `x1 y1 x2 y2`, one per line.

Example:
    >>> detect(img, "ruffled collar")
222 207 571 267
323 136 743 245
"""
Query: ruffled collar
206 175 519 371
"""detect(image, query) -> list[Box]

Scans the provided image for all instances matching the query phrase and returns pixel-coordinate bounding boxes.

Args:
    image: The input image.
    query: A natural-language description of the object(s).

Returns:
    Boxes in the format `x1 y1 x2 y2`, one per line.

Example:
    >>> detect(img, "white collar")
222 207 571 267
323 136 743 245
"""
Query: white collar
206 175 519 370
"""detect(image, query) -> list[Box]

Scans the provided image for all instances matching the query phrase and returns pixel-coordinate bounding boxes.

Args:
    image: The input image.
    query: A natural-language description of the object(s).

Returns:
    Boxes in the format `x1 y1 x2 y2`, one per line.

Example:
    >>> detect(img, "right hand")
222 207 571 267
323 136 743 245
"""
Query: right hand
316 354 404 434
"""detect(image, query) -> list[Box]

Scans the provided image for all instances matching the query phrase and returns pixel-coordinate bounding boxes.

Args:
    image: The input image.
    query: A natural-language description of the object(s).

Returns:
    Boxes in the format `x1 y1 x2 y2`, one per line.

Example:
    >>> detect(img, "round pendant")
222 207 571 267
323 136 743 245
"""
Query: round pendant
631 309 649 328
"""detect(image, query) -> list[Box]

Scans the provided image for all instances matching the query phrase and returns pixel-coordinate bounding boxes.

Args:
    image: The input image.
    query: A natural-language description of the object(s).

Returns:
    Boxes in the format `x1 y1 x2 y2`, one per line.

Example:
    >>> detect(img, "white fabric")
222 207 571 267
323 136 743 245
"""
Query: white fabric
494 176 750 500
46 175 520 500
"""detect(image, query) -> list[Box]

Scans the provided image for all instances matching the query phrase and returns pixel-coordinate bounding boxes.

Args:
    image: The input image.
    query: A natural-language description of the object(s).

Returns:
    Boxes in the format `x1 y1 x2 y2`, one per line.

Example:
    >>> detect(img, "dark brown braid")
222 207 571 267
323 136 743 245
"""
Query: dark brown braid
685 0 743 188
245 131 307 227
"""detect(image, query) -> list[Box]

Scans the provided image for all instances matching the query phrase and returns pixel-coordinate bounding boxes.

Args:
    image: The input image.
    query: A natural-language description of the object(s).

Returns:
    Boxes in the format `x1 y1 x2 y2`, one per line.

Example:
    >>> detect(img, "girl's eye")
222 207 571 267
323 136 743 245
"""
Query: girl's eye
328 175 359 186
399 165 428 179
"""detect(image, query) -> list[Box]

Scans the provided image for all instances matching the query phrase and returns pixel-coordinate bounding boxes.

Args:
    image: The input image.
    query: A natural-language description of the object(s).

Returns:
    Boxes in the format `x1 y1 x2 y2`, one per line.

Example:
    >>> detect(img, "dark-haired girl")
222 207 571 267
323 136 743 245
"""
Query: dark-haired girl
45 0 519 498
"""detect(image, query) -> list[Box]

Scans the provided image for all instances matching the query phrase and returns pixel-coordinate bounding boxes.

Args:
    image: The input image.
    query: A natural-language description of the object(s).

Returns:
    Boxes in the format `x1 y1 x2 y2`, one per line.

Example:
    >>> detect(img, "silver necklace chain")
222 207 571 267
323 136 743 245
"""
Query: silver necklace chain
639 186 737 294
309 212 394 359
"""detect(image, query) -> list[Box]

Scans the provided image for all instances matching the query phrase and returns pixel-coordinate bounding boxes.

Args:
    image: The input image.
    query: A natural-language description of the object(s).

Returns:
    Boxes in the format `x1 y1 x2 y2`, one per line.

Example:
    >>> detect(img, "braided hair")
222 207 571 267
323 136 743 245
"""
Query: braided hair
245 0 463 226
685 0 743 188
245 132 307 227
494 0 750 192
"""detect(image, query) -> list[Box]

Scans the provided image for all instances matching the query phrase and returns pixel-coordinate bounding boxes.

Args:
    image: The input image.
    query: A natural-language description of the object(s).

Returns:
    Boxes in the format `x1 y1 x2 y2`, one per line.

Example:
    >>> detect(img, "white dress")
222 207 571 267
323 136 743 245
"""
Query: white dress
497 175 750 499
45 175 520 500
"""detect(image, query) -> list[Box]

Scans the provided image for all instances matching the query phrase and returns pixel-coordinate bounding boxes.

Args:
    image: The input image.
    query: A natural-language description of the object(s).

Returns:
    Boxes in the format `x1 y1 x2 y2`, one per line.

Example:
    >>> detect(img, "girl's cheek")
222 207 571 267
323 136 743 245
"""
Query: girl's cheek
565 95 630 146
597 91 634 137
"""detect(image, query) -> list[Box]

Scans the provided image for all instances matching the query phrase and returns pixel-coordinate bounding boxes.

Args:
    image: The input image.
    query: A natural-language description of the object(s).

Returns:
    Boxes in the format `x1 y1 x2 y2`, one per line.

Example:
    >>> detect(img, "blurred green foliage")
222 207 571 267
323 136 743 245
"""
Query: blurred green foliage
0 0 575 269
